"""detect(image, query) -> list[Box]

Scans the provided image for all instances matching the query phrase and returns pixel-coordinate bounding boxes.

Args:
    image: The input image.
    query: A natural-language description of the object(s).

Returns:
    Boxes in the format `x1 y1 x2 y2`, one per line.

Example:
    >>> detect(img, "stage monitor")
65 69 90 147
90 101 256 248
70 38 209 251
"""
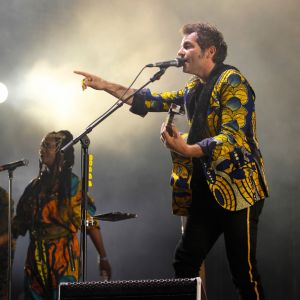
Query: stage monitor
59 277 206 300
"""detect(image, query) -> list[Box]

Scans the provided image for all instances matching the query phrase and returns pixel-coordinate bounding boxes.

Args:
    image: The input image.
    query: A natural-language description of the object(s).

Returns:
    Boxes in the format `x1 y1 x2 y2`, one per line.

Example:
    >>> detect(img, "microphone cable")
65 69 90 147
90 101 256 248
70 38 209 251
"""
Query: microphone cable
86 65 148 129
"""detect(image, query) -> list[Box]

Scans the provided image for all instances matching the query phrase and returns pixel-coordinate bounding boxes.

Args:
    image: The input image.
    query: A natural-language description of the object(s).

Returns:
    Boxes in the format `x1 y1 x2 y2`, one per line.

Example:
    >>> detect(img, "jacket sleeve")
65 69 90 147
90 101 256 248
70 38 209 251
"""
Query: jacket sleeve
130 88 185 117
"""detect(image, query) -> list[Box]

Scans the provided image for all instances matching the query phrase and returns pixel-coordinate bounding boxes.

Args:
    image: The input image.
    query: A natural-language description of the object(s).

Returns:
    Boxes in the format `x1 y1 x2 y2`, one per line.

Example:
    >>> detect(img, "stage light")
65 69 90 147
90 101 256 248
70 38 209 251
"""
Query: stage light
0 82 8 103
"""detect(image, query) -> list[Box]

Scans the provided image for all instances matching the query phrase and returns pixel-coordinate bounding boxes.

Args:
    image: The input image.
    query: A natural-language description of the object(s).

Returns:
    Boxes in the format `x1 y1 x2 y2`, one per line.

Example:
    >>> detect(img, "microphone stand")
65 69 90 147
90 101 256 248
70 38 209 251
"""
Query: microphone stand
2 168 16 300
61 67 167 281
1 160 28 300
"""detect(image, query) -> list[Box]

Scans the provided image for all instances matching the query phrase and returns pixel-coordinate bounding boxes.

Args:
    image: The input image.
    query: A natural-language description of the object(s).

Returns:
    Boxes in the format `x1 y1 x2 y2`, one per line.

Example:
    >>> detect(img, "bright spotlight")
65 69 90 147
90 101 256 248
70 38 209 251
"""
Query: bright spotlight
0 82 8 103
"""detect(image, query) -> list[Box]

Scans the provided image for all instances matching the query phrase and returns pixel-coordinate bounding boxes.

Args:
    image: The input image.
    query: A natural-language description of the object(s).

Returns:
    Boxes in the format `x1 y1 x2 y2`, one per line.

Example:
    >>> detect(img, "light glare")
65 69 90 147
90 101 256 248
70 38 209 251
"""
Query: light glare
0 82 8 103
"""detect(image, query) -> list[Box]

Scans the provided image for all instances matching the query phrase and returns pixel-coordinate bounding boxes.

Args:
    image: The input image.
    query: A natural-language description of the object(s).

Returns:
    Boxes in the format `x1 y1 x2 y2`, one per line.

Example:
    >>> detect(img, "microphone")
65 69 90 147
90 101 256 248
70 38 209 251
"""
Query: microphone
0 159 29 172
146 57 186 68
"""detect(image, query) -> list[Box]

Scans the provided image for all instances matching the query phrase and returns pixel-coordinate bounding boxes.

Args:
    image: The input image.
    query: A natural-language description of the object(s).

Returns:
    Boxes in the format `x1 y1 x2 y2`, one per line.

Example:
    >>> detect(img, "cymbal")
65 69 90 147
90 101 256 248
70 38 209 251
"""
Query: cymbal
93 211 138 222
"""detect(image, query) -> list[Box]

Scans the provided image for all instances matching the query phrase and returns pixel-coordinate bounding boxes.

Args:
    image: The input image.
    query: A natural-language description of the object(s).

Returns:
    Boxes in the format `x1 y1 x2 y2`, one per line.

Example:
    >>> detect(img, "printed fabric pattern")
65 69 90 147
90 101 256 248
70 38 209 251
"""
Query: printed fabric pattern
130 68 269 214
12 174 98 300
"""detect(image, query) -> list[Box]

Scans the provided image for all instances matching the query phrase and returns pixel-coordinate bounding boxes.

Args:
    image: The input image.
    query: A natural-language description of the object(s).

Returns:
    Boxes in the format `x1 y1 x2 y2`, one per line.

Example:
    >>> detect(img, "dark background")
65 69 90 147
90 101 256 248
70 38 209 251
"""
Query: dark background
0 0 299 299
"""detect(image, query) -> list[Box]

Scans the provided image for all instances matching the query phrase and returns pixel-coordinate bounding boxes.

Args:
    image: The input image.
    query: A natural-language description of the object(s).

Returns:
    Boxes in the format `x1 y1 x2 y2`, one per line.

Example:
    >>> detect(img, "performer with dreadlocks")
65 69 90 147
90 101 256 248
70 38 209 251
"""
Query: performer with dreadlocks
2 130 111 300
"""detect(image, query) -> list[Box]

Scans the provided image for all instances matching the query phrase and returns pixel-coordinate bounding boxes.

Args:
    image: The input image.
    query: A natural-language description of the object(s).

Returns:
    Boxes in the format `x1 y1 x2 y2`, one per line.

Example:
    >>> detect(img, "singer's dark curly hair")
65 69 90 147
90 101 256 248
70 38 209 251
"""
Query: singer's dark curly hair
181 22 227 64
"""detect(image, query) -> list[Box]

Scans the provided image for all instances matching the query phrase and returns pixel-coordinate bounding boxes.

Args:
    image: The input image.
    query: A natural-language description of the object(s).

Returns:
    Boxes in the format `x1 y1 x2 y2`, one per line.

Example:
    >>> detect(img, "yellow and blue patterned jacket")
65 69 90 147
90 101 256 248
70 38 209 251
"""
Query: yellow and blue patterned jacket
131 67 269 215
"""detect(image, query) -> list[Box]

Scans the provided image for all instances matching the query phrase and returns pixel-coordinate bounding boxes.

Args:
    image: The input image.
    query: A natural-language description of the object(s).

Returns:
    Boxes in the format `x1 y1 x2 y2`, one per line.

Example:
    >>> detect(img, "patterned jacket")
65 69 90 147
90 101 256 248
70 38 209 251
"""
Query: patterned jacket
131 67 269 215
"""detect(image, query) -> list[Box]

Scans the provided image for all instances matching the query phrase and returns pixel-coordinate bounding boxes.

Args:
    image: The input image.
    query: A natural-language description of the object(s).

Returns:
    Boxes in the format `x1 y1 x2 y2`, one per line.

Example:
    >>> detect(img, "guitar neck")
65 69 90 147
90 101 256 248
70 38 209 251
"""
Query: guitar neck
165 103 182 137
165 113 175 136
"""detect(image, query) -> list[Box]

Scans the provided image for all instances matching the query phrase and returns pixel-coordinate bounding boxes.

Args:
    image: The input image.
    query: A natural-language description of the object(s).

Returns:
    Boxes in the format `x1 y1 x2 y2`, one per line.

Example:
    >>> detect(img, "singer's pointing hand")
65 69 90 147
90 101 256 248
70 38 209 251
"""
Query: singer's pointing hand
74 70 107 91
73 70 135 105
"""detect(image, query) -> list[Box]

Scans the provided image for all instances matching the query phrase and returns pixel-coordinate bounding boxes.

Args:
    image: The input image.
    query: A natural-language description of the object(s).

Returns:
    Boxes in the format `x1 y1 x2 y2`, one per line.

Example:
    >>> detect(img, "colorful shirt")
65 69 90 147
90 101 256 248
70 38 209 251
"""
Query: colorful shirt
12 173 97 300
131 67 269 214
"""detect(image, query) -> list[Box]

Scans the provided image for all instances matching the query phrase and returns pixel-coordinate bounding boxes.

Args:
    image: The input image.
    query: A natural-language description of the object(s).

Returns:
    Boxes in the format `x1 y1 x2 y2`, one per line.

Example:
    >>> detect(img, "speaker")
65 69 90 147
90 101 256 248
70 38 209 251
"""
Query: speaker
59 277 206 300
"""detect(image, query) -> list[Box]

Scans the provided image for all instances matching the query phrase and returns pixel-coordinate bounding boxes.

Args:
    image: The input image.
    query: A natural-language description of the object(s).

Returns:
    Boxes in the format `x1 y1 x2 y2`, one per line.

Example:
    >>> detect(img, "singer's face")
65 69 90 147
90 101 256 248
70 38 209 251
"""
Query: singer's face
39 137 57 167
177 32 213 79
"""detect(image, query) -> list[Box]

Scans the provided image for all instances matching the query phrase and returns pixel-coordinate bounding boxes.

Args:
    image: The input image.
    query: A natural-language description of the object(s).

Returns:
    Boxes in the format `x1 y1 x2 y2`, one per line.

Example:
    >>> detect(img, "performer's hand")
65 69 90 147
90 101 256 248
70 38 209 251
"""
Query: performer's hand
74 70 108 91
99 258 112 281
0 234 8 247
160 122 187 156
160 122 204 158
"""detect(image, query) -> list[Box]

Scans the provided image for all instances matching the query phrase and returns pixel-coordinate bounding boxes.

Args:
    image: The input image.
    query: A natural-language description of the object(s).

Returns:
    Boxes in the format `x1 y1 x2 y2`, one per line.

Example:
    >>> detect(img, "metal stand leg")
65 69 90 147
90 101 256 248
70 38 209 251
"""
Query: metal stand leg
7 170 14 300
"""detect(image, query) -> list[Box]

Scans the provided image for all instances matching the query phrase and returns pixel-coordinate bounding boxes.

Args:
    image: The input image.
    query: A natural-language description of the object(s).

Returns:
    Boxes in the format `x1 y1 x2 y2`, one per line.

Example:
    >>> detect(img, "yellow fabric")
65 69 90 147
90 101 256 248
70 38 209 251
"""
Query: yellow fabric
138 68 269 214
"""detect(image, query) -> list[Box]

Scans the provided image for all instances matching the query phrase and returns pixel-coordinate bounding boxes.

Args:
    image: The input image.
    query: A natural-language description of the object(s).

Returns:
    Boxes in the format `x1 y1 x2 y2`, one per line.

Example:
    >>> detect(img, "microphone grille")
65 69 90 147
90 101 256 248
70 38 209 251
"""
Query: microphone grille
176 57 186 67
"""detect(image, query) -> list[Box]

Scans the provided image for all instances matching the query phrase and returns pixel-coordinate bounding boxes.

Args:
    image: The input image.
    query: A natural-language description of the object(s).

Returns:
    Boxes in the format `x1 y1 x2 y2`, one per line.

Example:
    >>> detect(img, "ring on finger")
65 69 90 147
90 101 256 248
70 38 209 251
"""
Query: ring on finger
81 79 86 90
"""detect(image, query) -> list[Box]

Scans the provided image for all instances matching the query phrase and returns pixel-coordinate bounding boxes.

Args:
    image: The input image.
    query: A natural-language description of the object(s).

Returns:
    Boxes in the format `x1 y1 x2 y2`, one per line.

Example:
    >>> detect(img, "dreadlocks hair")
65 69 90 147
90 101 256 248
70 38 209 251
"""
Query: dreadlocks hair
38 130 75 206
181 22 228 64
16 130 76 225
56 130 75 170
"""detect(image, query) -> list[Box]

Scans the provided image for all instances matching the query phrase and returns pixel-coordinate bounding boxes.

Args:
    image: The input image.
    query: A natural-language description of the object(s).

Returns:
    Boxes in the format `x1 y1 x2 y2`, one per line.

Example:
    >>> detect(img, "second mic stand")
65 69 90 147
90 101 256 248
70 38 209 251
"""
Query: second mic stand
61 67 167 281
2 168 17 300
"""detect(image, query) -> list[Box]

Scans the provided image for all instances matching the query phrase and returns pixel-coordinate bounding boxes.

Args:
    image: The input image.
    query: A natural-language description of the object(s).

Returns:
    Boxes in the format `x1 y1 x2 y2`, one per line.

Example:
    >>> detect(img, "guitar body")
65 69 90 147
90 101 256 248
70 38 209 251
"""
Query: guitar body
164 104 193 216
169 133 193 216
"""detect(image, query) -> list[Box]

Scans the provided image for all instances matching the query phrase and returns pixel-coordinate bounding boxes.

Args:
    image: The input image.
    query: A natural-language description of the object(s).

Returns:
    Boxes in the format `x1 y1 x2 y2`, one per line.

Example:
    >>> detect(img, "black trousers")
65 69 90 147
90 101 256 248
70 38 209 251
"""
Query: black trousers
173 187 265 300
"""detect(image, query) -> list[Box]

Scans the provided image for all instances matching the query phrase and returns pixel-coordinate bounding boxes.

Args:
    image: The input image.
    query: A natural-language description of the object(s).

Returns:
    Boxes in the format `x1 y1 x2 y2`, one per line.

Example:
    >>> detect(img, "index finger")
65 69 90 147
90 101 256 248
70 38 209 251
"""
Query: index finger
73 70 91 77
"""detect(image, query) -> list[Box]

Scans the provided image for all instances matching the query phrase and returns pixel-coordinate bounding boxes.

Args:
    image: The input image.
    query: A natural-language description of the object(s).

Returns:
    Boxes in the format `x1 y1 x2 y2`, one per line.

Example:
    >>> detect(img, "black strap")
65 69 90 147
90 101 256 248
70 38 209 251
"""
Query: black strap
187 64 237 145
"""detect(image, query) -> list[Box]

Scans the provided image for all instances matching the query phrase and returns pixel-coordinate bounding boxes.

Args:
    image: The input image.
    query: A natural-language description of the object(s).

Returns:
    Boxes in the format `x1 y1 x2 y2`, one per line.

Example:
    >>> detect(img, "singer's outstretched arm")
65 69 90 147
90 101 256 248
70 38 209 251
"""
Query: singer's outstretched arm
74 70 135 105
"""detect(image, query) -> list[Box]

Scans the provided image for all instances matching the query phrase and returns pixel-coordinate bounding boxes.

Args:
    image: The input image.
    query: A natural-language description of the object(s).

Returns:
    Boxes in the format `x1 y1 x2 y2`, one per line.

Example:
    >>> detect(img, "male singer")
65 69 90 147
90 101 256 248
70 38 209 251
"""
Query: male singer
74 22 269 299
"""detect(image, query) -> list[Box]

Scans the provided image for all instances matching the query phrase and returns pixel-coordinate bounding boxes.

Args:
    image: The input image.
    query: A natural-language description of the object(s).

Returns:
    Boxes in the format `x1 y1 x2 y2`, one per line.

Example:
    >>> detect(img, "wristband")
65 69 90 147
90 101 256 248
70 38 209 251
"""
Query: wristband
97 255 108 263
100 256 108 261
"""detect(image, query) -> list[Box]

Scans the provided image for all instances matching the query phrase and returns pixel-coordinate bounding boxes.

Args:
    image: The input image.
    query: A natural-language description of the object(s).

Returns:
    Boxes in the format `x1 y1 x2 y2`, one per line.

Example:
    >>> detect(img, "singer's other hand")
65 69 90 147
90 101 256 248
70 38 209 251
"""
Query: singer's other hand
74 70 107 91
160 122 204 158
160 122 182 151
